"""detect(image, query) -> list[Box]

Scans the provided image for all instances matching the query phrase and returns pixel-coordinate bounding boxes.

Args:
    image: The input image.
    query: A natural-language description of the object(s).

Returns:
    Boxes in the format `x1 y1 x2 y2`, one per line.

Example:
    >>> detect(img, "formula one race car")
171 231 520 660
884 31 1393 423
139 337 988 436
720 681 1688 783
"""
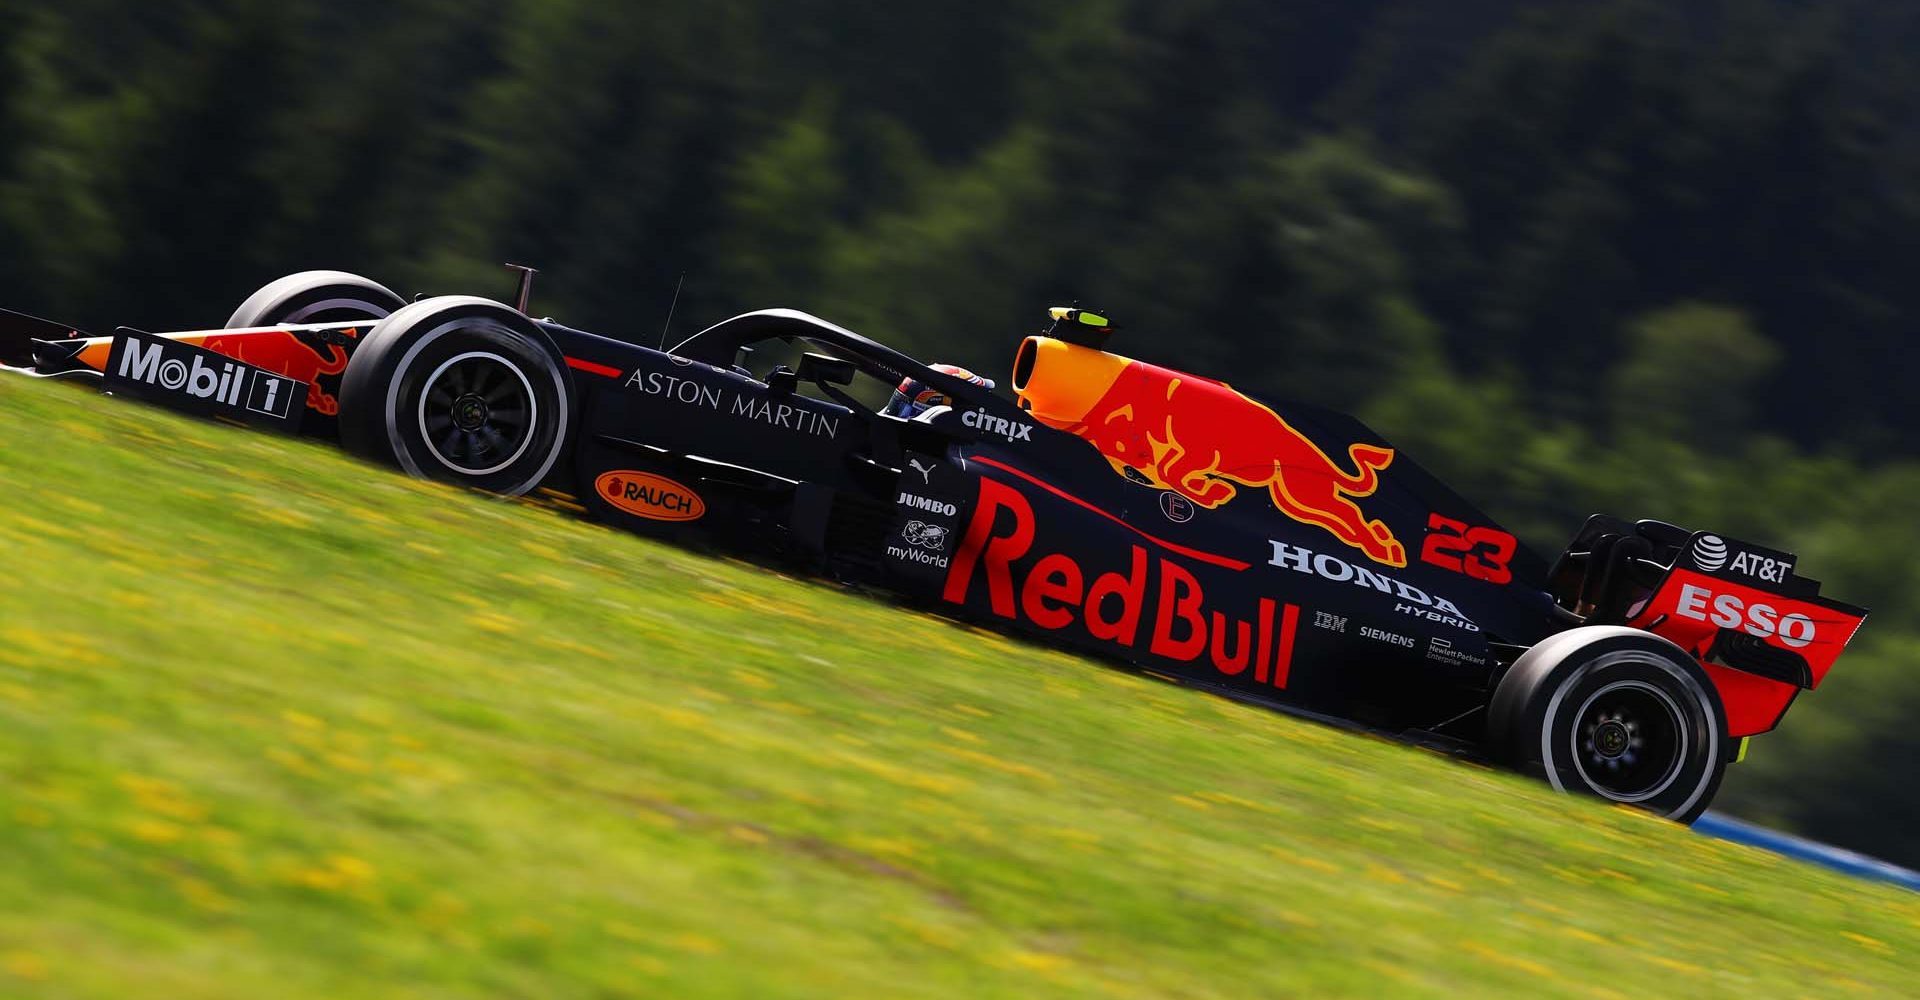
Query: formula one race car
0 269 1868 822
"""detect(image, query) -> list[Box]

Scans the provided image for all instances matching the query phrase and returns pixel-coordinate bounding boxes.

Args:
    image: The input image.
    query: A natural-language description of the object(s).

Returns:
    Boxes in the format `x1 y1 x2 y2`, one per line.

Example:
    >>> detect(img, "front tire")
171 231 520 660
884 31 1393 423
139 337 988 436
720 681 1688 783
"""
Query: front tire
337 296 572 496
1488 626 1727 824
226 270 405 328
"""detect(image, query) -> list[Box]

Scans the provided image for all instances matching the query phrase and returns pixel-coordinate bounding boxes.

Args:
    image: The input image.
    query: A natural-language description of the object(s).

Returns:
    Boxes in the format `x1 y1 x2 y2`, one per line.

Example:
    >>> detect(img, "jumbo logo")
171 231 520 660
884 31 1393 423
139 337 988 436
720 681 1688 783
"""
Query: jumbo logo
595 470 705 522
1014 337 1405 567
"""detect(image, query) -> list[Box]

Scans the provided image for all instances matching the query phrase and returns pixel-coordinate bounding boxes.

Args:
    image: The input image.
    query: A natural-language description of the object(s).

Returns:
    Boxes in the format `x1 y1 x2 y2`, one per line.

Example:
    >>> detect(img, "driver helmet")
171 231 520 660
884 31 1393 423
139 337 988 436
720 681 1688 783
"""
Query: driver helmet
883 363 994 418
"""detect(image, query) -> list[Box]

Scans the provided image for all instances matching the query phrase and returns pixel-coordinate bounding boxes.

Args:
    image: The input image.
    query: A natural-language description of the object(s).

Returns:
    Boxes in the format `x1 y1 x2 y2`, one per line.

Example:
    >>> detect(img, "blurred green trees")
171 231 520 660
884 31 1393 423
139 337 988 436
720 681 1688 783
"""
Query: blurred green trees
1609 304 1778 448
1 0 1915 865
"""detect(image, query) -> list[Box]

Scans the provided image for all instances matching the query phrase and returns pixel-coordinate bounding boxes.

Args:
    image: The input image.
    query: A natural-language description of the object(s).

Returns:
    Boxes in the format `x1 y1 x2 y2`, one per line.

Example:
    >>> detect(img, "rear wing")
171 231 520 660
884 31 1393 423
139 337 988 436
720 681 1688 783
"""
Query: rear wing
1629 529 1866 691
1548 516 1869 737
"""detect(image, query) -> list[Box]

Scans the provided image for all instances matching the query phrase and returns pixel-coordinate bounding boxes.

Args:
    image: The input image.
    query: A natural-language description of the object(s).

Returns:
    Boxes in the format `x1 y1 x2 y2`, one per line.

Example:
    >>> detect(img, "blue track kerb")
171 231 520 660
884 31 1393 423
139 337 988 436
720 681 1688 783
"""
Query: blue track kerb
1694 812 1920 892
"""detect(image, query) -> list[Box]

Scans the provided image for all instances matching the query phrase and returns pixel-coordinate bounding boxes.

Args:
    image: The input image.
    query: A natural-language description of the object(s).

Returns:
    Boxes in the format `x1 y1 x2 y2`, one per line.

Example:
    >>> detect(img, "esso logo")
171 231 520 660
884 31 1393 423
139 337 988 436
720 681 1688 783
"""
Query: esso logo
1673 583 1816 648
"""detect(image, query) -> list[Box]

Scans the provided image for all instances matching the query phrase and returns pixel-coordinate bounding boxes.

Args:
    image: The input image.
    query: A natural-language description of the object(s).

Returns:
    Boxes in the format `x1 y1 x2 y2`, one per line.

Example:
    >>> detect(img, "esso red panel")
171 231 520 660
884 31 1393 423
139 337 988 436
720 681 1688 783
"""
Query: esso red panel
1700 661 1799 737
1632 568 1862 688
1629 567 1864 736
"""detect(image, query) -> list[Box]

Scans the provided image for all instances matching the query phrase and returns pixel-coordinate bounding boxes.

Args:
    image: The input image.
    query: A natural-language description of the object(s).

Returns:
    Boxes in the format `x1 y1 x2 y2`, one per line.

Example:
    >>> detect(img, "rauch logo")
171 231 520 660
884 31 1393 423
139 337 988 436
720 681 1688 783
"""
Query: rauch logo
595 470 706 522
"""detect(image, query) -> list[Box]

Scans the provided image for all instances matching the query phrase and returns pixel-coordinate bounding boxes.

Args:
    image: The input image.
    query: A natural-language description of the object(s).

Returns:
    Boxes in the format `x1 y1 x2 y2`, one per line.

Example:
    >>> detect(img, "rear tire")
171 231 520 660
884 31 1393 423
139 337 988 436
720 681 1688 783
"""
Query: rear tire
227 270 405 328
337 296 572 496
1488 626 1727 824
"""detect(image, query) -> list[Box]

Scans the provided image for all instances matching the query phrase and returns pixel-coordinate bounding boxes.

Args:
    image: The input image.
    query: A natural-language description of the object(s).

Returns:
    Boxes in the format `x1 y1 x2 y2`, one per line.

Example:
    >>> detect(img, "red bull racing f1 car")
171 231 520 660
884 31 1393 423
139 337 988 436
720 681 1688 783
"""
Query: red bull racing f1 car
0 269 1867 823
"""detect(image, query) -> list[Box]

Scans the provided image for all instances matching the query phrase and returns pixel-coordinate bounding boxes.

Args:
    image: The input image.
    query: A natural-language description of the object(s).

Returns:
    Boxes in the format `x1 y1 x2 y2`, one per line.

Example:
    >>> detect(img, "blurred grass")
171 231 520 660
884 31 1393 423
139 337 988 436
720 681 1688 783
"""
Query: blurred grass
0 377 1915 999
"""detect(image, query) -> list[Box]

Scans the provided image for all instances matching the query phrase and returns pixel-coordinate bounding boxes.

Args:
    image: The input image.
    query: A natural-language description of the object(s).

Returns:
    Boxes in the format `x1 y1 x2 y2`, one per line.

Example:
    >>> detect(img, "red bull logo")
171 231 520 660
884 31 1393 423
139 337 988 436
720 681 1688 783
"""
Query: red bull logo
943 476 1303 686
199 329 356 415
1013 337 1405 567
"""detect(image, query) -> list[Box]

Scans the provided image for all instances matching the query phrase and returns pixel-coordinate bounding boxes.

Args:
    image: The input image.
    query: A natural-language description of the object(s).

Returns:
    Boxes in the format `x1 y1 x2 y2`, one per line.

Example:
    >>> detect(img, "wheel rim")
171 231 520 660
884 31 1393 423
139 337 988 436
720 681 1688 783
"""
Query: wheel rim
1569 680 1688 803
285 299 392 324
416 351 538 475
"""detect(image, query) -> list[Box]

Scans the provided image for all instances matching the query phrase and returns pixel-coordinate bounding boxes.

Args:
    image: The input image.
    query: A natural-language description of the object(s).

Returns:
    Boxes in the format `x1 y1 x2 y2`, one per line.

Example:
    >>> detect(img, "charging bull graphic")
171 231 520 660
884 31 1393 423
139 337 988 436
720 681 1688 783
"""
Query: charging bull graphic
200 329 356 415
1014 336 1406 567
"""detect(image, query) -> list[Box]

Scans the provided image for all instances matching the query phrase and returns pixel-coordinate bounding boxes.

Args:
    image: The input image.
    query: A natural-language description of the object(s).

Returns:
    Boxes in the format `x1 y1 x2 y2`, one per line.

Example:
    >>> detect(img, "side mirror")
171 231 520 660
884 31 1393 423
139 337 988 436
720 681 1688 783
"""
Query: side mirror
797 351 857 387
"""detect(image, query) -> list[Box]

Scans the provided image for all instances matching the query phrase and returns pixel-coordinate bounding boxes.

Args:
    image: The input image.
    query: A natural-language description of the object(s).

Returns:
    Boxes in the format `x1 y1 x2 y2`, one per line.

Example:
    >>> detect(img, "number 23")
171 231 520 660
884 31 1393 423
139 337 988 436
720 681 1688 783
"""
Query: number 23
1421 514 1516 585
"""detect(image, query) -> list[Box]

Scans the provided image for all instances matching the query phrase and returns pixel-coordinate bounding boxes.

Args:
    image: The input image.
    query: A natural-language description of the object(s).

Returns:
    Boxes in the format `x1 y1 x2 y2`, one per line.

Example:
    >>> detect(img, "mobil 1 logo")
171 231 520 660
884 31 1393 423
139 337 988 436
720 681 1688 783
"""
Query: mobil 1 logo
104 328 306 432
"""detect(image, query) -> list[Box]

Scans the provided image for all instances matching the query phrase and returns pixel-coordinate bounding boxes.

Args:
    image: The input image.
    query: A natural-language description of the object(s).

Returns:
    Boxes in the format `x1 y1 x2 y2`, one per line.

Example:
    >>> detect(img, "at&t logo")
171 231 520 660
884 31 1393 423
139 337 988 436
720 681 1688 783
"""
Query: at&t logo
1691 534 1728 572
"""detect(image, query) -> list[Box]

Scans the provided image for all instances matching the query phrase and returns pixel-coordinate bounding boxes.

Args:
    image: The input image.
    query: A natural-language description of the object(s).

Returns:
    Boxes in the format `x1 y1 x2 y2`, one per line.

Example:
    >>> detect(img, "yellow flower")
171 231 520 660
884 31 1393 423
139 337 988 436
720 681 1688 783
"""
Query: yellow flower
2 951 47 981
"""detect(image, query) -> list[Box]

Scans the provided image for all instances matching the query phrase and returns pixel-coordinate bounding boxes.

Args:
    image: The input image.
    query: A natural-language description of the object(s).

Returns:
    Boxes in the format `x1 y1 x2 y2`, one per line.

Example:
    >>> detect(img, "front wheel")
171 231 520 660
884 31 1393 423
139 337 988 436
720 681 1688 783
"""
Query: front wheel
1487 626 1728 824
337 296 572 496
227 270 405 328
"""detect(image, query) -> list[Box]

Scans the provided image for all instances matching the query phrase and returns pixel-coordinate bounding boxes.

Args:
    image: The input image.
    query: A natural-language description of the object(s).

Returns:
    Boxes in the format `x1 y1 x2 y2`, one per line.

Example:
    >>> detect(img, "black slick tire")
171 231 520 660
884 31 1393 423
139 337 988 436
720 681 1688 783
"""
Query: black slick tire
226 270 406 328
337 296 572 496
1487 626 1728 824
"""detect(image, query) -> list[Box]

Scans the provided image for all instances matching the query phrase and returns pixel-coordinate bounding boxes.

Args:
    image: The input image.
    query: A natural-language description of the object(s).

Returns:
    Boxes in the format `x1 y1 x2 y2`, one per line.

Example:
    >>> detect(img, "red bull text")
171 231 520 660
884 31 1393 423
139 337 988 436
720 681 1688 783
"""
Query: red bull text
943 476 1303 686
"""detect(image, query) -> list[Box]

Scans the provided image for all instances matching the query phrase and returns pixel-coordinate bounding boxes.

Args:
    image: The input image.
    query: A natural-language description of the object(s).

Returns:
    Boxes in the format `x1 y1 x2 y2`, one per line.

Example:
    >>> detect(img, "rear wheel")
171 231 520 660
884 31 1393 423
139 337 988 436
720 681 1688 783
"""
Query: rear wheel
1488 626 1727 823
226 270 405 328
337 296 571 496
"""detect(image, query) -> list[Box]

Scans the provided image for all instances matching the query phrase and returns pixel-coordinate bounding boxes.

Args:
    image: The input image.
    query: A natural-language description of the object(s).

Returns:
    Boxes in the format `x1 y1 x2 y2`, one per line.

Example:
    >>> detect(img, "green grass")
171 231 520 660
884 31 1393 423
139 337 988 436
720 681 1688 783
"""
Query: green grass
0 378 1915 1000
